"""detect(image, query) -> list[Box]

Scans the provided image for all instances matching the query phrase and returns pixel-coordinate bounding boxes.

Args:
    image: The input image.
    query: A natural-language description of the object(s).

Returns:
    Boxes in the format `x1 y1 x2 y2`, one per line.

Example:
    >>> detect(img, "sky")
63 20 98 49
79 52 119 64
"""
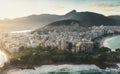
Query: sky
0 0 120 19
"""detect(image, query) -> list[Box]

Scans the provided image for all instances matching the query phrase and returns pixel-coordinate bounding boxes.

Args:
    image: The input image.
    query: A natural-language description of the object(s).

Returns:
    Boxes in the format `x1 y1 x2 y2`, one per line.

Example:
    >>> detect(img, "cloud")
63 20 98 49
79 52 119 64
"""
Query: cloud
53 5 65 9
90 2 120 8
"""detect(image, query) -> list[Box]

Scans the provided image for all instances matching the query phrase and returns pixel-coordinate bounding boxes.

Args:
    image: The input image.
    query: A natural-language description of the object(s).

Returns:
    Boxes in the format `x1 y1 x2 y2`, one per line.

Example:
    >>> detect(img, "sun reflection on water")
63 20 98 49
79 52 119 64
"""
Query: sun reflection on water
0 50 8 67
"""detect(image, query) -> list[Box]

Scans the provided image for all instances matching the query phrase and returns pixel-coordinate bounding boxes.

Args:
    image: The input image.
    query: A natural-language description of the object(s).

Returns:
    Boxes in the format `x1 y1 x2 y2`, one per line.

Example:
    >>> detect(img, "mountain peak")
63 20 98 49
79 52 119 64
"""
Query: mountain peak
70 10 77 13
66 10 77 16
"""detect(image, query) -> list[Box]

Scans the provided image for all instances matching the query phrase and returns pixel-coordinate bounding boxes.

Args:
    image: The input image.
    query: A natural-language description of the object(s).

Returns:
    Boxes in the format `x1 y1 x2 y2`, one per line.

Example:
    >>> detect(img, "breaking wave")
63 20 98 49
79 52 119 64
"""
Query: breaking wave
9 64 120 74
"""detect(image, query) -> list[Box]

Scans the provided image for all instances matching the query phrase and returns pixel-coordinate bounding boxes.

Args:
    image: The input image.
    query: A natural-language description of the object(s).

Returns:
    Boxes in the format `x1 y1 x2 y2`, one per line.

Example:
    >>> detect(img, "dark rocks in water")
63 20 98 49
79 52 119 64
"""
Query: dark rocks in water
96 62 119 69
16 65 35 70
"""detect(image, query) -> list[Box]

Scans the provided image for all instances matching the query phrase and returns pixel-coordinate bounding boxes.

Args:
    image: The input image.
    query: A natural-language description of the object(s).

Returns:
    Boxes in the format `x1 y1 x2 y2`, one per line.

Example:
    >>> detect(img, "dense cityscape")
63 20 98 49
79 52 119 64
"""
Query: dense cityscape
0 25 120 54
0 0 120 74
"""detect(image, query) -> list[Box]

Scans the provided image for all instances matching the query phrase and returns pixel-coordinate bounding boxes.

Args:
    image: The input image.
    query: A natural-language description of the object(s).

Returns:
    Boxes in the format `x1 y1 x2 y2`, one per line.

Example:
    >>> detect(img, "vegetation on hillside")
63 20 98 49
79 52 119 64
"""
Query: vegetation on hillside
7 45 120 69
48 20 80 26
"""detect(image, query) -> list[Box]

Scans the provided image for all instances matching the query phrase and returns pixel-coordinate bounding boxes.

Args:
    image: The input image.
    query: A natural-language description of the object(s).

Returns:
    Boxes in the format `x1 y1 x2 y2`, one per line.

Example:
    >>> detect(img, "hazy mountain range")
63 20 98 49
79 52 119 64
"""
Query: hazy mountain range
0 10 120 32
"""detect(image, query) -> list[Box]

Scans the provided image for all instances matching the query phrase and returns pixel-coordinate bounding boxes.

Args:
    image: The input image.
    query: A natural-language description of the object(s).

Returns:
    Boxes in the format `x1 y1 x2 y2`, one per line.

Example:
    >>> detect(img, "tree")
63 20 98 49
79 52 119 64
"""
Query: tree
115 48 120 52
19 46 25 51
98 47 111 53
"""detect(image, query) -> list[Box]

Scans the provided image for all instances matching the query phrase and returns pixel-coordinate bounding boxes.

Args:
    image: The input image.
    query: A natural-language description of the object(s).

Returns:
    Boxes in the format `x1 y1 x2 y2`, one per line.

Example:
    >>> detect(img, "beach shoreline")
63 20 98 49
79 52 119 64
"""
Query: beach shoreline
100 35 120 50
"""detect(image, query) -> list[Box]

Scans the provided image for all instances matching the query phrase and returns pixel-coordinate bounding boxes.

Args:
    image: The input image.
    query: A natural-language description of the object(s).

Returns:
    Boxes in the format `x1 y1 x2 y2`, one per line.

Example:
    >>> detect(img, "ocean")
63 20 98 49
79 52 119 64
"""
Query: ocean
9 64 120 74
103 35 120 50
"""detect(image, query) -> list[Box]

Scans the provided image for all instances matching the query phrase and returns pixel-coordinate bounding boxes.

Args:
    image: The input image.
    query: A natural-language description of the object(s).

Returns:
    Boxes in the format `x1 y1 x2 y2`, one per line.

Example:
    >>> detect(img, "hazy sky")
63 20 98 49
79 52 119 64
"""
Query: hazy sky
0 0 120 19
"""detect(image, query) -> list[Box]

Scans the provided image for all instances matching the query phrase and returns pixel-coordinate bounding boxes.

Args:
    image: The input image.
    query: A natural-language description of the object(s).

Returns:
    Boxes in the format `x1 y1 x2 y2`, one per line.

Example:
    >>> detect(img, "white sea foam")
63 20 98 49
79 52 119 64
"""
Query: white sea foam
117 63 120 68
0 54 4 67
9 64 99 74
0 51 7 67
103 38 112 48
9 64 120 74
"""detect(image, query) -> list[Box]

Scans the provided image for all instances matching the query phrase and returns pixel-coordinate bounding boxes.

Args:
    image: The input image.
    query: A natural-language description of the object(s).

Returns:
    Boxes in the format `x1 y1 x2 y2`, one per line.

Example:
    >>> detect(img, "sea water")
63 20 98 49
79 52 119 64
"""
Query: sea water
9 64 120 74
103 35 120 50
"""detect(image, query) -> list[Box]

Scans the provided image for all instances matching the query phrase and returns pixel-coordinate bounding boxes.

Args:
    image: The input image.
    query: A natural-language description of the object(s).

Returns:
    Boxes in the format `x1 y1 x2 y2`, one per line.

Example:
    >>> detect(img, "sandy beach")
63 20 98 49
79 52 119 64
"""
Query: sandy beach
101 37 112 48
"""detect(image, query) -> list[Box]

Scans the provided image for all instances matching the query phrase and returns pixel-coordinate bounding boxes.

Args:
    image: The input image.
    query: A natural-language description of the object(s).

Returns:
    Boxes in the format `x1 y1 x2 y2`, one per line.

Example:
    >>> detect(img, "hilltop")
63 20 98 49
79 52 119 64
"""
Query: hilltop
0 10 119 32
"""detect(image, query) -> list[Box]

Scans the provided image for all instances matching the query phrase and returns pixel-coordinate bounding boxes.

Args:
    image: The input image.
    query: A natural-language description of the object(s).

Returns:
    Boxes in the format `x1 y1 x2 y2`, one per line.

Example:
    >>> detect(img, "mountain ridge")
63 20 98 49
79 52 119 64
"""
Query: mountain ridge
0 10 119 32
